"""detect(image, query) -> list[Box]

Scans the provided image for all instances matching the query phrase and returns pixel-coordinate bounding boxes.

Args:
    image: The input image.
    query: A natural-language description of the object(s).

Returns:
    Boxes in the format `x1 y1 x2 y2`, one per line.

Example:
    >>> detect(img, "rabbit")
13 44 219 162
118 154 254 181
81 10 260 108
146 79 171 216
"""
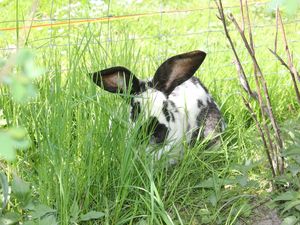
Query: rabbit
90 50 225 163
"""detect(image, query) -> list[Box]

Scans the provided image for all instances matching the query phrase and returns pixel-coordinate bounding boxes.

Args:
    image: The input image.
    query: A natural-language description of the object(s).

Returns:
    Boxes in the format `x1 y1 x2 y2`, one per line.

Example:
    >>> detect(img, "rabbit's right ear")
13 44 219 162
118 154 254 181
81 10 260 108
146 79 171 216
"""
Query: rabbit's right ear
89 66 141 94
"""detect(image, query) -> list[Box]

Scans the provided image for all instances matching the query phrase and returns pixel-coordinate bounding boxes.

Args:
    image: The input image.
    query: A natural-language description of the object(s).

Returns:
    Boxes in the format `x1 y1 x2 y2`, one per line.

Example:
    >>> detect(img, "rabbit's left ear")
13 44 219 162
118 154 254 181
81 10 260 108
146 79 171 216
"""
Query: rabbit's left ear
89 66 142 94
152 50 206 95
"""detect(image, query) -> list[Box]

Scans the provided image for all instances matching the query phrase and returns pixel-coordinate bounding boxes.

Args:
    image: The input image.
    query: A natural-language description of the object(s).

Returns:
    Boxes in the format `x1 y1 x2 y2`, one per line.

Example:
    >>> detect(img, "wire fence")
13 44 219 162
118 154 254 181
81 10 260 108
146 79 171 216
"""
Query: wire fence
0 0 299 96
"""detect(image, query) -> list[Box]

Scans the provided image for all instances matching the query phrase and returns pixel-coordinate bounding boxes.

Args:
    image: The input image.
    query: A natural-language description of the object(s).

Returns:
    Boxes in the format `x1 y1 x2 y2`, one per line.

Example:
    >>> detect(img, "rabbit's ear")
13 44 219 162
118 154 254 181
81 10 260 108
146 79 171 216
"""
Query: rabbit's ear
90 66 141 94
152 50 206 95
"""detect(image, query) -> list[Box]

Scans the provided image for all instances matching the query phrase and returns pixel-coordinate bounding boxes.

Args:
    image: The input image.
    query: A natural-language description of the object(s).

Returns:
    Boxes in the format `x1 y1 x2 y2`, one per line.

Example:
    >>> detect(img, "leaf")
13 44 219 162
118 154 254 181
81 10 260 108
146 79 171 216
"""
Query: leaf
31 204 56 219
283 0 300 15
281 216 298 225
11 175 31 206
288 164 300 176
282 200 300 214
16 49 44 79
12 175 30 196
268 0 300 15
10 77 37 103
273 191 299 202
23 221 37 225
79 211 105 222
236 175 248 187
16 49 34 66
0 127 30 161
208 192 218 207
196 178 215 188
70 201 80 223
0 212 21 225
0 131 16 161
37 215 58 225
0 172 9 210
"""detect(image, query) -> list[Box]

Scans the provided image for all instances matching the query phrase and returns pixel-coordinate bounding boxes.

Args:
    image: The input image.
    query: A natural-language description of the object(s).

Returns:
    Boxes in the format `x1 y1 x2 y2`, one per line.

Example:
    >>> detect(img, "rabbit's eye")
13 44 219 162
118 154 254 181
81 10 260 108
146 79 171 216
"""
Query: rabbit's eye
130 100 141 121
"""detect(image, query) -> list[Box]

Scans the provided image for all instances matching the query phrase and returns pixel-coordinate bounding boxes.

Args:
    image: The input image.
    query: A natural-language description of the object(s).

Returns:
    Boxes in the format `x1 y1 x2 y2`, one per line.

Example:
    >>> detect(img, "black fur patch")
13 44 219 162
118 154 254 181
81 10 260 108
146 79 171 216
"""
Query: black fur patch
162 101 175 122
190 77 200 85
139 116 169 144
162 101 171 122
191 77 209 93
169 100 178 113
190 107 208 146
130 99 141 121
197 99 203 108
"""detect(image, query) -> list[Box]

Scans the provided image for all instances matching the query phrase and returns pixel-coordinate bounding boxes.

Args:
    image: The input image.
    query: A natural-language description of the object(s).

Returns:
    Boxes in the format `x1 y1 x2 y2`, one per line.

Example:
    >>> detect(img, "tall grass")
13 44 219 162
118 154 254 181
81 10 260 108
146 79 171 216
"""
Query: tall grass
1 0 300 224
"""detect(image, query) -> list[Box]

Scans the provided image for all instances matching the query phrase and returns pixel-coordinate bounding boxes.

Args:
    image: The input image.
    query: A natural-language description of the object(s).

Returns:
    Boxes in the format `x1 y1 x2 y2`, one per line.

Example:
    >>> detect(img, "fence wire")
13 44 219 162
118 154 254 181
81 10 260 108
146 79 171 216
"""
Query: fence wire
0 0 299 97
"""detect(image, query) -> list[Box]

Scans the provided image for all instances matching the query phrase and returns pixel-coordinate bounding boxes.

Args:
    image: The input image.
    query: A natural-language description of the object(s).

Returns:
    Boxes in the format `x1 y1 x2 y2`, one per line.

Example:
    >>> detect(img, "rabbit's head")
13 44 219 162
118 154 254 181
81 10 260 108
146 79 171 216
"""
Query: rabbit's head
90 50 206 145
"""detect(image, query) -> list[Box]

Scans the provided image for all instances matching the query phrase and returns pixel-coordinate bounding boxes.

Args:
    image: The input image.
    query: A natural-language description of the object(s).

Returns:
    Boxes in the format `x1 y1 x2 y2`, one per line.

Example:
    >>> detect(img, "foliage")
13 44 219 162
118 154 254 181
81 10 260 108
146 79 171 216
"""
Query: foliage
269 0 300 15
0 0 299 224
0 49 105 224
0 49 43 161
270 118 300 223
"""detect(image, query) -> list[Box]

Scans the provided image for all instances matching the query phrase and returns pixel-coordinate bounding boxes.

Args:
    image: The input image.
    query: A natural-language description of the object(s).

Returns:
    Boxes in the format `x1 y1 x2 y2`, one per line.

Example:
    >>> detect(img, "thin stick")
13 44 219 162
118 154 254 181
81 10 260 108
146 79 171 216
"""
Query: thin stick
228 14 283 151
240 0 245 33
277 10 300 103
242 97 276 177
244 0 282 175
274 7 279 53
214 0 255 100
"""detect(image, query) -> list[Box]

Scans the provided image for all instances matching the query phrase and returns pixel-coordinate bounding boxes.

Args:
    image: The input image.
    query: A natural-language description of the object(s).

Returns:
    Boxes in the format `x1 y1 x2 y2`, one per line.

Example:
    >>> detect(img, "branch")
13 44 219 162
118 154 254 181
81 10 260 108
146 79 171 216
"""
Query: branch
242 97 276 177
228 13 283 151
214 0 256 100
277 9 300 104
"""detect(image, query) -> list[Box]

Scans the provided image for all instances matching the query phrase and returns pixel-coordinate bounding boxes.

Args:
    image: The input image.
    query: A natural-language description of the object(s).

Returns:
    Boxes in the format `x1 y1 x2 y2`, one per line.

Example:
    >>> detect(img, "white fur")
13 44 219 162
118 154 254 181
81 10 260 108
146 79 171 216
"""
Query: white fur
134 78 219 163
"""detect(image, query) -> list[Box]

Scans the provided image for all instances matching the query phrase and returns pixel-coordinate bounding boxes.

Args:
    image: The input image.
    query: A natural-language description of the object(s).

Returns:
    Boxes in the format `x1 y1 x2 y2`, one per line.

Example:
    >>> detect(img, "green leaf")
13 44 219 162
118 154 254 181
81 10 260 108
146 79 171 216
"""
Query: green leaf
282 200 300 214
23 221 37 225
8 127 31 149
273 191 299 202
0 172 9 210
0 127 30 161
268 0 300 15
288 164 300 176
12 175 30 195
208 192 218 207
10 77 37 103
236 175 248 187
16 49 44 79
70 201 80 223
281 216 298 225
196 177 215 188
79 211 105 222
0 212 21 225
37 215 58 225
11 175 31 207
31 204 56 219
0 131 16 161
16 49 34 66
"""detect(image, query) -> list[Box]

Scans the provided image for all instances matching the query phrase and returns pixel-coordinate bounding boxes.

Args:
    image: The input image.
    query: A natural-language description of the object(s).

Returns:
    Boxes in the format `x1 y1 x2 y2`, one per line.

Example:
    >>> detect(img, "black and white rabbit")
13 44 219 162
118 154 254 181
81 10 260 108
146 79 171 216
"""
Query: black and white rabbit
90 50 225 162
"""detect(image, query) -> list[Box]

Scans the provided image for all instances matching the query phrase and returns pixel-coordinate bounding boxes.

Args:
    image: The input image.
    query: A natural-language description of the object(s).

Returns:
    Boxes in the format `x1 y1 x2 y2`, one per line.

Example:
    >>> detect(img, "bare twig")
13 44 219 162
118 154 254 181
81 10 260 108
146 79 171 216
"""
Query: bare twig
216 0 285 177
277 9 300 103
228 13 283 152
274 7 279 53
242 97 276 177
244 0 284 175
240 0 245 33
214 0 256 100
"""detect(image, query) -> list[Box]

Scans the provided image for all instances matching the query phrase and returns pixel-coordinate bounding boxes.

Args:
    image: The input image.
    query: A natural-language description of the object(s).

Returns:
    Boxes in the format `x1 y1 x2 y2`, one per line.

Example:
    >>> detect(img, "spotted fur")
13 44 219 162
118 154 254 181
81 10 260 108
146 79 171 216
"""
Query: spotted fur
90 50 225 163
